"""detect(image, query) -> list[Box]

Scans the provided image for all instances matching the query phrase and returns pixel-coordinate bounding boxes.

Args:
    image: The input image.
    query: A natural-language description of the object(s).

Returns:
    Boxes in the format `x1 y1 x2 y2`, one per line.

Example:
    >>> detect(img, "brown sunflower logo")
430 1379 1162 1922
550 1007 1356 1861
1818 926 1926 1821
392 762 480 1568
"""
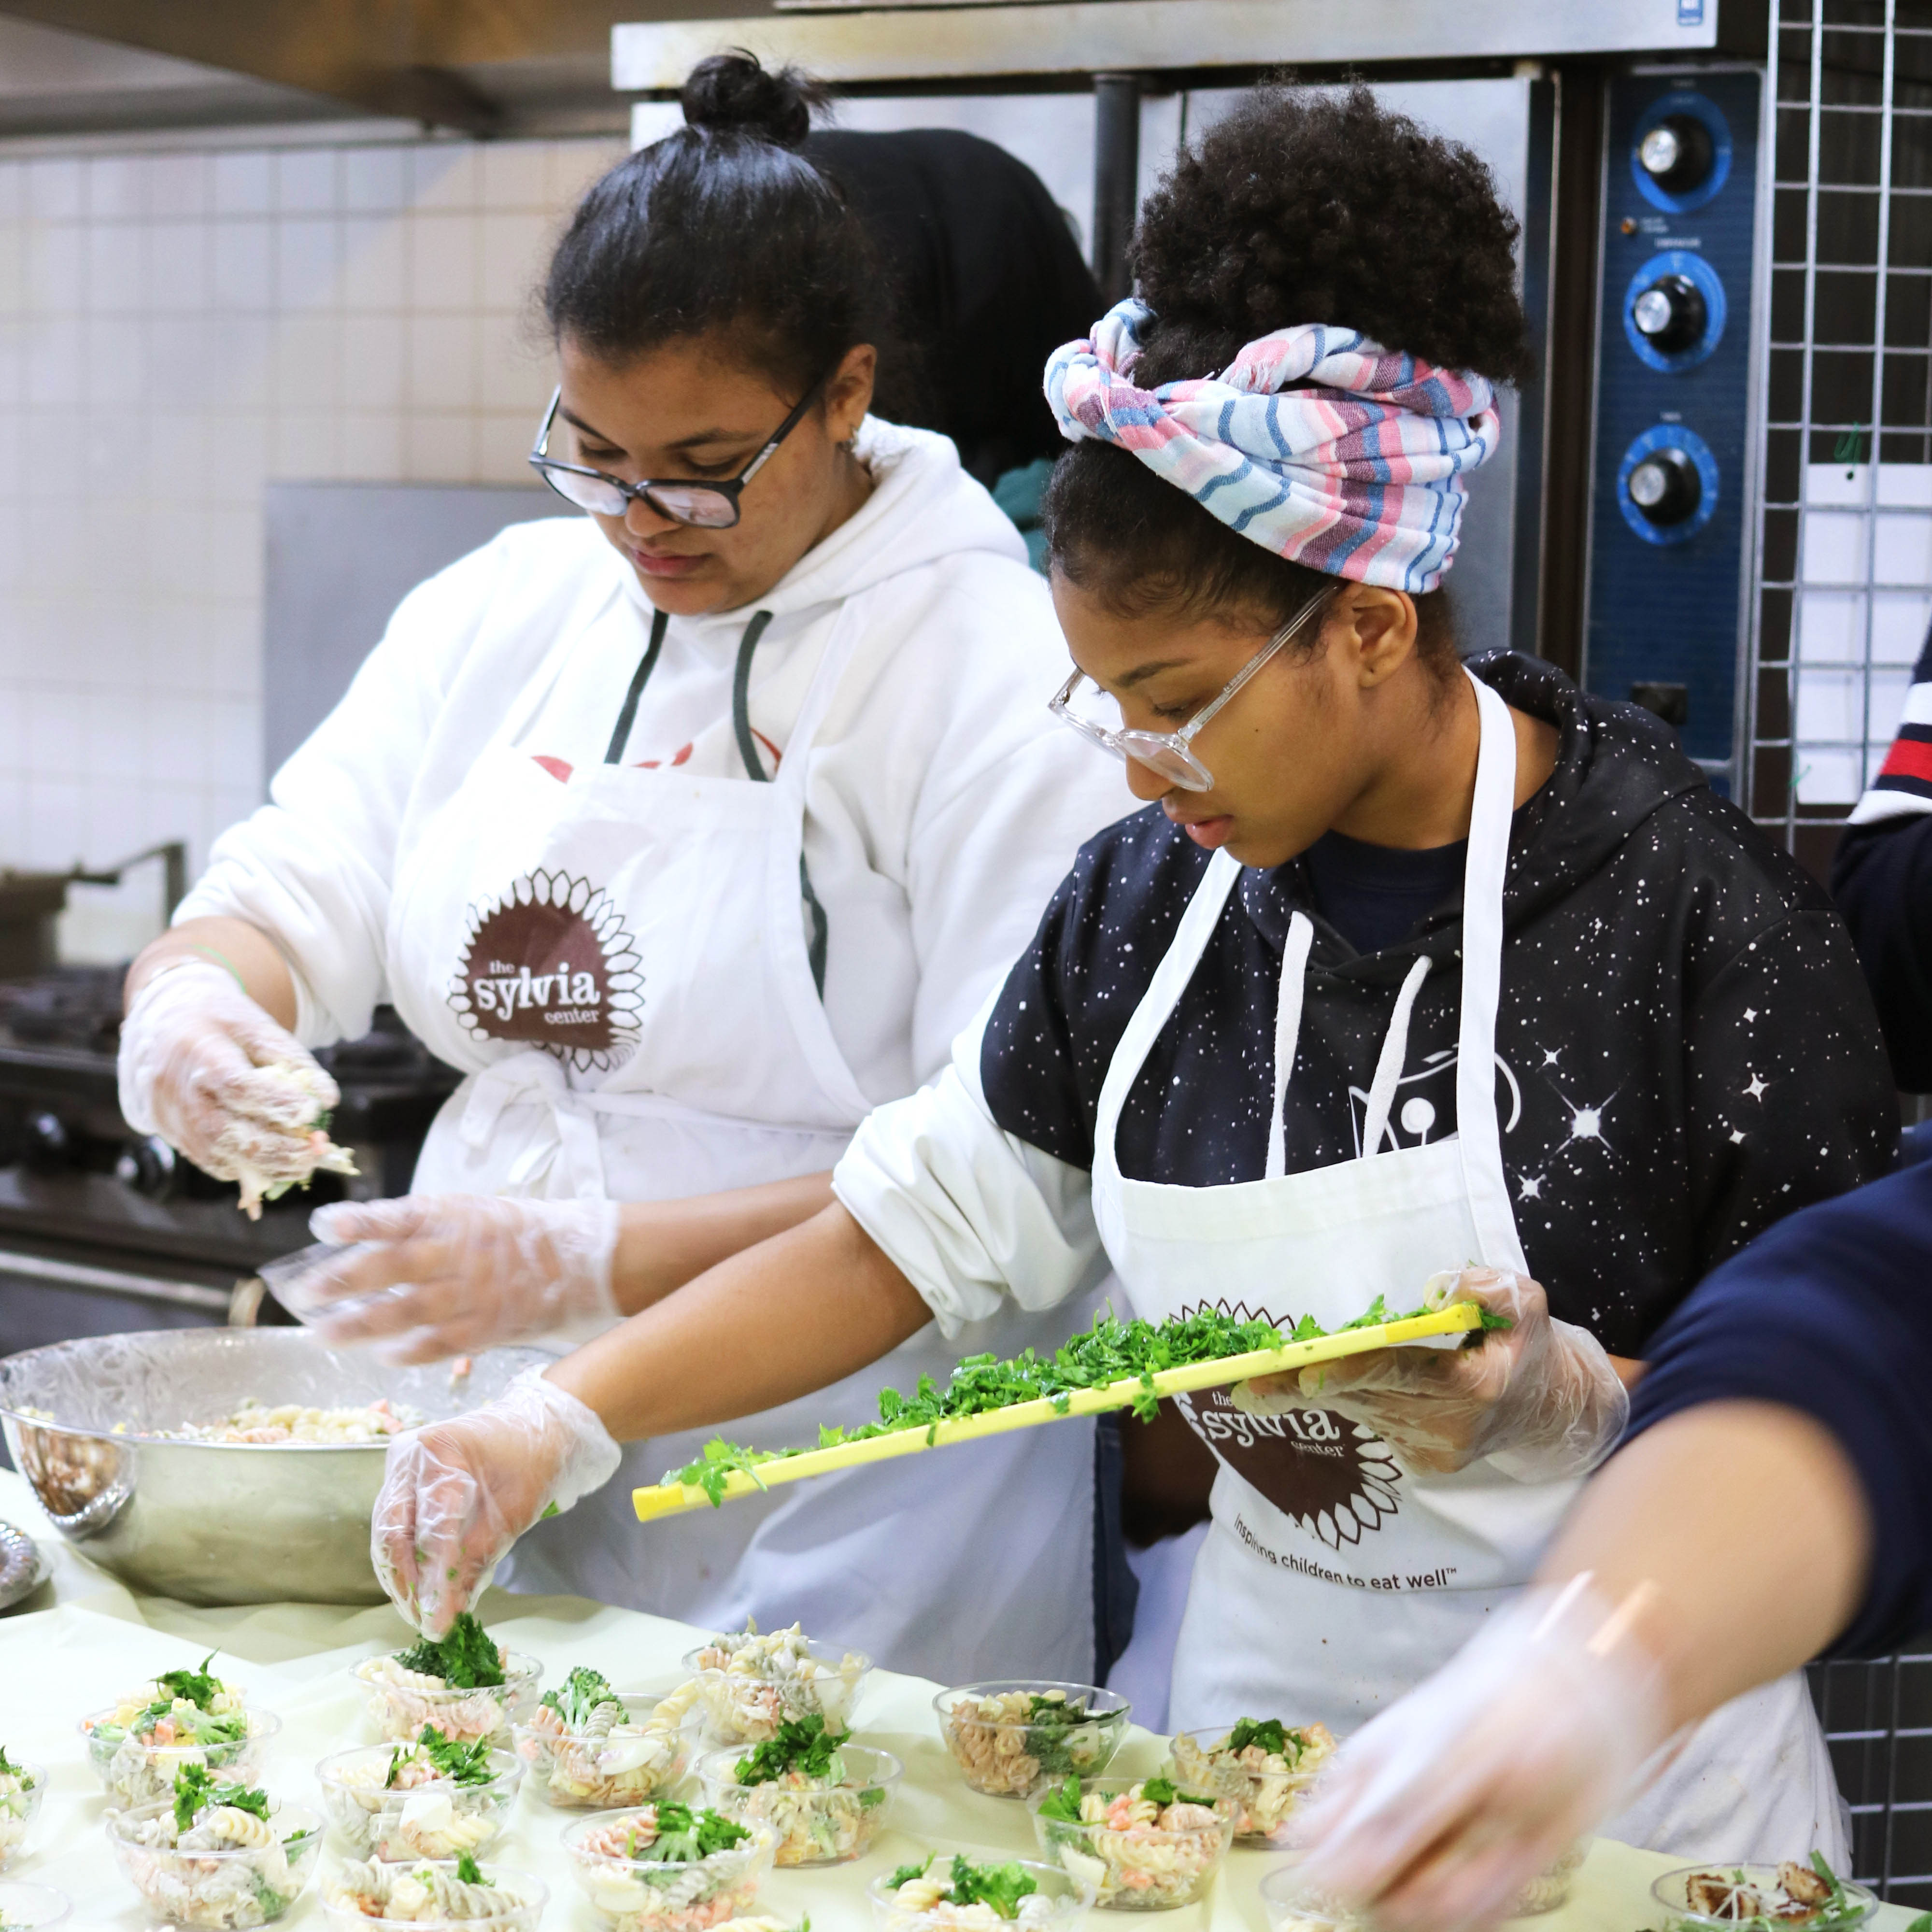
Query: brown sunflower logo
1174 1298 1404 1549
448 871 643 1072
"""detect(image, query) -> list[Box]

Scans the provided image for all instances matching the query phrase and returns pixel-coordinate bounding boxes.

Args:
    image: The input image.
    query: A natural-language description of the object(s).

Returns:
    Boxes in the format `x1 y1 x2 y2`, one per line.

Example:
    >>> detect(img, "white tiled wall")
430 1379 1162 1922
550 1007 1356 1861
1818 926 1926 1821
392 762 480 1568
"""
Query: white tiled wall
0 131 625 960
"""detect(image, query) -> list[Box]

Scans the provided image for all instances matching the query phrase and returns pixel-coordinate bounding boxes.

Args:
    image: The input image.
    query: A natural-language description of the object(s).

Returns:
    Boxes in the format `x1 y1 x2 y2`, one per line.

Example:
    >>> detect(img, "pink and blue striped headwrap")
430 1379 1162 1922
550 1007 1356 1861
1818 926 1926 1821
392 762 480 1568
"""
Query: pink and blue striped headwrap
1044 299 1500 593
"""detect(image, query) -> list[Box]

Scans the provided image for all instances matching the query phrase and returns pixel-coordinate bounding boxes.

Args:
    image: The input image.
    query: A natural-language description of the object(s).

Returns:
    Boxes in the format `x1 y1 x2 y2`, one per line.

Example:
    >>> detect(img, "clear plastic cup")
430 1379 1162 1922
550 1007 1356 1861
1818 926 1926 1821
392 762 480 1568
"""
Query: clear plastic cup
935 1681 1131 1797
681 1634 870 1744
1028 1776 1236 1910
106 1797 323 1927
314 1741 523 1861
351 1651 542 1744
697 1742 901 1865
0 1881 71 1928
318 1856 548 1929
869 1857 1095 1932
511 1690 695 1809
1652 1862 1877 1932
0 1755 46 1871
1165 1719 1335 1846
80 1703 281 1809
562 1810 778 1931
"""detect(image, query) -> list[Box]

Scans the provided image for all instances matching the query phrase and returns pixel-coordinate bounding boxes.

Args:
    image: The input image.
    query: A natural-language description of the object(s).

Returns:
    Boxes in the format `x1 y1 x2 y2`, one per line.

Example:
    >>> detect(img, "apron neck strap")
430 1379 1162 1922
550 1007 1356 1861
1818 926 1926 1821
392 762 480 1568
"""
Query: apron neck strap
732 610 778 781
1262 914 1316 1180
1455 668 1529 1272
605 608 670 765
1359 954 1433 1158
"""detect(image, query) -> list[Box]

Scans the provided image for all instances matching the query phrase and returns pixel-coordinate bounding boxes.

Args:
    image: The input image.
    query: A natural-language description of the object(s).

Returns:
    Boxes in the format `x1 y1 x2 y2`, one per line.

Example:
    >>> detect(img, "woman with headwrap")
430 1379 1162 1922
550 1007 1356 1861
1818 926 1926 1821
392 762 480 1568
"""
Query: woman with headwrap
368 85 1895 1863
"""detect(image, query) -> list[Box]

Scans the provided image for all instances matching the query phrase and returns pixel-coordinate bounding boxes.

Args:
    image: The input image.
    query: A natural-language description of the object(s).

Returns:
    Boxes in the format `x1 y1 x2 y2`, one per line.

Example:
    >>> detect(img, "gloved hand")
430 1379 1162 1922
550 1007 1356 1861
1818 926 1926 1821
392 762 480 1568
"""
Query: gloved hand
1234 1268 1629 1480
1293 1574 1670 1932
270 1195 622 1365
118 959 345 1211
371 1367 622 1636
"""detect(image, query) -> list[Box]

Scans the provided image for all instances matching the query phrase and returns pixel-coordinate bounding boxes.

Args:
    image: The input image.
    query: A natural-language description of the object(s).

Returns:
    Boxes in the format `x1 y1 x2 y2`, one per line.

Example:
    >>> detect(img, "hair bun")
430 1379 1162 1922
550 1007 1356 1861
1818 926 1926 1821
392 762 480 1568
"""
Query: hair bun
681 51 824 148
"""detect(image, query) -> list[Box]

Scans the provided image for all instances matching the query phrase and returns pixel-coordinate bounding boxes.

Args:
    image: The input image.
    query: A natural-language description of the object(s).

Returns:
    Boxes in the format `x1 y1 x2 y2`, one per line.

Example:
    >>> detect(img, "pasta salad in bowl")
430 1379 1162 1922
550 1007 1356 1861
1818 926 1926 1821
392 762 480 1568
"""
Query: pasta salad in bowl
106 1765 322 1929
81 1653 280 1808
319 1851 547 1929
512 1666 697 1808
0 1881 71 1928
1028 1776 1236 1911
697 1717 899 1866
1166 1718 1335 1845
0 1751 43 1871
936 1683 1131 1798
353 1613 541 1745
563 1800 777 1932
870 1854 1095 1932
315 1727 522 1861
682 1621 869 1744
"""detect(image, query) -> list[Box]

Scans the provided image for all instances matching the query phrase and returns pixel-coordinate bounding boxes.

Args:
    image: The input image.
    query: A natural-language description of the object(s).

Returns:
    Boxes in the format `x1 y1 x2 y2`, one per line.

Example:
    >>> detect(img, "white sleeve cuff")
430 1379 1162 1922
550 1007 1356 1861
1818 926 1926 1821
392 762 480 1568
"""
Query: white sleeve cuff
833 1036 1105 1341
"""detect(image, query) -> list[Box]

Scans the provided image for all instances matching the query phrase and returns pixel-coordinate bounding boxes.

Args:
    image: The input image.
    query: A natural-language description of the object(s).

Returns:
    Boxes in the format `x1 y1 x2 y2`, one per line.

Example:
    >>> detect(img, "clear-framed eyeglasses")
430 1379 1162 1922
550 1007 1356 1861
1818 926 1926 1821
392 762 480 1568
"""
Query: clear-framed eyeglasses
1048 584 1339 792
527 368 832 530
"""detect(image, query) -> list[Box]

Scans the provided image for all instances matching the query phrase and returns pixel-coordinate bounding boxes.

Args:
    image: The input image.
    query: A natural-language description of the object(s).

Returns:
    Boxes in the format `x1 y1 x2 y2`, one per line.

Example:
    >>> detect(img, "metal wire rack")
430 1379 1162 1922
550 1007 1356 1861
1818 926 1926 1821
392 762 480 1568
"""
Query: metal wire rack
1752 0 1932 883
1808 1644 1932 1905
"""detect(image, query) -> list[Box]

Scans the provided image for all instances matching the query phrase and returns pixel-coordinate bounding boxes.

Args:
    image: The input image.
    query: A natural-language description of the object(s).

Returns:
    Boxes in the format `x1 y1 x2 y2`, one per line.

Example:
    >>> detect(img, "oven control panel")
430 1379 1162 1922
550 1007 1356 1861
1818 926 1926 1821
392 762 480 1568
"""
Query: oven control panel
1582 69 1765 786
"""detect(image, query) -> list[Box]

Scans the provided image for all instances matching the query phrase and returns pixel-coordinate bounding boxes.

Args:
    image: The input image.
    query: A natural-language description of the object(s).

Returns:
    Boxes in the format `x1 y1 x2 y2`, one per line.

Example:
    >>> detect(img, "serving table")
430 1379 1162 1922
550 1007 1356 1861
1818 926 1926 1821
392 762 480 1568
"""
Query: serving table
0 1467 1898 1932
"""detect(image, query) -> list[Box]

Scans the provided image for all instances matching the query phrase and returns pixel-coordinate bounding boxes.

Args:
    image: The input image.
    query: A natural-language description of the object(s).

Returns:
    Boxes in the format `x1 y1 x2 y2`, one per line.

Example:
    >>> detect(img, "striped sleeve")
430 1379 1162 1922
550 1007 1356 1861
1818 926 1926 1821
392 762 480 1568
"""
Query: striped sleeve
1848 625 1932 823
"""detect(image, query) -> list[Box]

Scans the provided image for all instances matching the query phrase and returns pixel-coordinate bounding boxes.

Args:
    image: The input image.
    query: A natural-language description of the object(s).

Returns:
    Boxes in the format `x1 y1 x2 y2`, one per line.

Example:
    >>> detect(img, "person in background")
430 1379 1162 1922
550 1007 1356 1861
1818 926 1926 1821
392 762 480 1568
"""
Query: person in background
1832 627 1932 1160
366 85 1898 1867
112 53 1128 1685
1297 1157 1932 1932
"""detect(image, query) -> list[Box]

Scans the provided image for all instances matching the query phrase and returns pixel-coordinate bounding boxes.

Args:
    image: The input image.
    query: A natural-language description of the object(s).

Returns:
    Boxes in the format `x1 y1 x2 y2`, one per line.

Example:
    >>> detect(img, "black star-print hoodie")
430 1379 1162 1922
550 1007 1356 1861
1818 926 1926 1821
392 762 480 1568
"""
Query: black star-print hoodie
979 650 1899 1356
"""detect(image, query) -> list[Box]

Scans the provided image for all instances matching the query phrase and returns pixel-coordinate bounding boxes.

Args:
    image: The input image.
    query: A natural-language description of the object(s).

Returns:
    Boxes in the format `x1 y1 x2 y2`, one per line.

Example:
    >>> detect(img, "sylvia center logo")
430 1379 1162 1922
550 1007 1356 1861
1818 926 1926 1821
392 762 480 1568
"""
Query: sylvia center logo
449 870 643 1071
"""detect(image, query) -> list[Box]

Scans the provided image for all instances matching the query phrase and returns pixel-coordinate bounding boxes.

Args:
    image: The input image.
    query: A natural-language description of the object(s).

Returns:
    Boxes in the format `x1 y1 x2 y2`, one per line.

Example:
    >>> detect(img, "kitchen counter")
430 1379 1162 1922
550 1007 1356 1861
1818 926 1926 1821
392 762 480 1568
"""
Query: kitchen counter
0 1467 1899 1932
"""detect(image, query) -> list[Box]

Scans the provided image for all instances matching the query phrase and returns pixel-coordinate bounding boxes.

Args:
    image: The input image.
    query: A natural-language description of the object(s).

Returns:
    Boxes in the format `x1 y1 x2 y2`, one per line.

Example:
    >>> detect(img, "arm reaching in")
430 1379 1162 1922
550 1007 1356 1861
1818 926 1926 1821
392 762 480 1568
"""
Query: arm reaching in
1294 1401 1872 1932
272 1172 836 1359
369 1202 932 1630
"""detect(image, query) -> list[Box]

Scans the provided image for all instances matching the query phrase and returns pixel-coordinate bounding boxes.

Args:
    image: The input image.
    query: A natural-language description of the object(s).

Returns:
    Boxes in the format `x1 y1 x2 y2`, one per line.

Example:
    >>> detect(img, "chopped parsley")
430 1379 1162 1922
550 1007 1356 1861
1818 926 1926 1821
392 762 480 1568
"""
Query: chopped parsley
387 1725 495 1788
1035 1776 1085 1824
1226 1718 1297 1760
153 1654 223 1711
734 1716 847 1787
1023 1693 1108 1779
171 1761 270 1834
0 1748 29 1789
890 1857 935 1890
943 1857 1040 1920
1141 1776 1216 1808
631 1801 752 1862
455 1851 492 1887
541 1664 622 1731
670 1301 1506 1501
393 1612 505 1689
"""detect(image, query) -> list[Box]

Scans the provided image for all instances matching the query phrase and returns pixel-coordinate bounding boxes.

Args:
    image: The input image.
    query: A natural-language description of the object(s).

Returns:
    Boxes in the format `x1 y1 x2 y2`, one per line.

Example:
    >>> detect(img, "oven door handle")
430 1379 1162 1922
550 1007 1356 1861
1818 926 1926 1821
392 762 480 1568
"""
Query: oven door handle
0 1247 259 1322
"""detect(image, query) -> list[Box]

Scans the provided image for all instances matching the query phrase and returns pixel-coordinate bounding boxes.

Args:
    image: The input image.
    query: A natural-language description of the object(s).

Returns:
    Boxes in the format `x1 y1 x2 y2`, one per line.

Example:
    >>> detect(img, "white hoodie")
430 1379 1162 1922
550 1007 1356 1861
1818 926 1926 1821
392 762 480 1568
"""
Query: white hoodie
183 420 1127 1105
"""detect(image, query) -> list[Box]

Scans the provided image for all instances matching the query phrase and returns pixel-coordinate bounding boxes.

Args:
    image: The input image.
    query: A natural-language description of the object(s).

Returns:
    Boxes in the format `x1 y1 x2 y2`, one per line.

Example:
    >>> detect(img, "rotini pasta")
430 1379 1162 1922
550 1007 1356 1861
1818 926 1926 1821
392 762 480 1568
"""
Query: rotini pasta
169 1397 417 1443
106 1770 321 1929
511 1665 691 1809
353 1622 540 1746
563 1802 776 1932
1029 1776 1235 1909
0 1750 43 1871
936 1682 1129 1797
81 1656 277 1808
869 1854 1091 1932
1167 1718 1336 1844
319 1854 546 1926
696 1723 899 1867
316 1735 521 1861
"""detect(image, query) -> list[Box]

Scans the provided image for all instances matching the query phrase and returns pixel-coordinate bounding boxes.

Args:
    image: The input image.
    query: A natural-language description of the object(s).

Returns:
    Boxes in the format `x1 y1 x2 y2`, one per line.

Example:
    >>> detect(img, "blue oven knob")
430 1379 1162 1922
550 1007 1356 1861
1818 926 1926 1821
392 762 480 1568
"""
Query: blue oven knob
1623 250 1726 371
1638 116 1715 195
1617 426 1719 546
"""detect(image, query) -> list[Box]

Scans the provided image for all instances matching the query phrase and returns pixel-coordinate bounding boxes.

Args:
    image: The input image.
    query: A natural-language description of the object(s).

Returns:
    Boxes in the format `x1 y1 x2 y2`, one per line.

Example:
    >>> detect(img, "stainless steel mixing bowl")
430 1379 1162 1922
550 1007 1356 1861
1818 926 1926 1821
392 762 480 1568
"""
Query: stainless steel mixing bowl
0 1328 547 1607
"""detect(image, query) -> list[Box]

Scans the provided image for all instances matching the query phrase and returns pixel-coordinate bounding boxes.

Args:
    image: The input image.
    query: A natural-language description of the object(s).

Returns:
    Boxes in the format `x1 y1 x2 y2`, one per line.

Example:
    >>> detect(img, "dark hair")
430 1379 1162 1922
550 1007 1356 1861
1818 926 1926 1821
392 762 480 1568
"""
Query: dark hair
542 52 897 404
1043 84 1531 662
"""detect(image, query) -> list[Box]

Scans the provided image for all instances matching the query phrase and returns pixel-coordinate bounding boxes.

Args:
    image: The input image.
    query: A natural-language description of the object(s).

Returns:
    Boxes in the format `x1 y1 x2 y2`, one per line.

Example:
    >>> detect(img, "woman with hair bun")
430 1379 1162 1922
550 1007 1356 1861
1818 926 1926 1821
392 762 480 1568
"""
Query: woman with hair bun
367 84 1894 1858
114 53 1128 1680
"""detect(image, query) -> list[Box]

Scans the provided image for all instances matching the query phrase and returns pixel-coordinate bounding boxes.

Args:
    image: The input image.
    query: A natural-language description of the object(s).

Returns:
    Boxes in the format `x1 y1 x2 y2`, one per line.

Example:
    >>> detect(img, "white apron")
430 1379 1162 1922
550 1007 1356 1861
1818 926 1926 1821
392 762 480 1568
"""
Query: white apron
1089 670 1844 1863
381 596 1099 1685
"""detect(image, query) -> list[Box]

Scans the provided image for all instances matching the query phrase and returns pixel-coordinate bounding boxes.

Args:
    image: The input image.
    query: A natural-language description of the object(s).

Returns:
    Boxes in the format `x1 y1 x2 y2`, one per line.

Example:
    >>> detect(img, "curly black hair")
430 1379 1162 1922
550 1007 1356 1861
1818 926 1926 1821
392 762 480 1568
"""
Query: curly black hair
1043 83 1530 656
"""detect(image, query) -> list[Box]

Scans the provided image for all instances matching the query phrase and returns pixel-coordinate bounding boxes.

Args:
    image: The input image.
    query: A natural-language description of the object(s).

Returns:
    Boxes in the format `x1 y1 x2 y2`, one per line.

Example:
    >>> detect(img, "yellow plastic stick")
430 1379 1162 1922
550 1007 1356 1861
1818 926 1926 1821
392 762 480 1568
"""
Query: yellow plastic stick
632 1301 1483 1522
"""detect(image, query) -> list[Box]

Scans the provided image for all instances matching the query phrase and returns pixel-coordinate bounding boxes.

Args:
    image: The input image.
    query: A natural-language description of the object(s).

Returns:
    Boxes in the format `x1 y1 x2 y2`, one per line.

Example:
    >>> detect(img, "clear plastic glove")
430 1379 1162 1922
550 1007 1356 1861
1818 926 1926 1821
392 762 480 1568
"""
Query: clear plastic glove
1233 1268 1629 1480
371 1367 622 1636
269 1194 622 1365
117 959 351 1215
1293 1574 1669 1932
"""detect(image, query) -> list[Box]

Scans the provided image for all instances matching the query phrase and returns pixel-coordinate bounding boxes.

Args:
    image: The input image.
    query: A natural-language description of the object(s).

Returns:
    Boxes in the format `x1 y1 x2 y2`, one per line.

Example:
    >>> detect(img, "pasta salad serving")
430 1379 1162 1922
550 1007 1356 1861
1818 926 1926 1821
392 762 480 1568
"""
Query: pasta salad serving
698 1716 899 1866
319 1850 547 1928
682 1620 869 1743
1166 1718 1335 1844
511 1665 696 1808
105 1764 322 1929
168 1397 417 1444
315 1727 521 1862
937 1683 1130 1798
81 1653 279 1807
563 1801 776 1932
1029 1776 1236 1911
870 1855 1094 1932
353 1614 541 1744
0 1751 43 1871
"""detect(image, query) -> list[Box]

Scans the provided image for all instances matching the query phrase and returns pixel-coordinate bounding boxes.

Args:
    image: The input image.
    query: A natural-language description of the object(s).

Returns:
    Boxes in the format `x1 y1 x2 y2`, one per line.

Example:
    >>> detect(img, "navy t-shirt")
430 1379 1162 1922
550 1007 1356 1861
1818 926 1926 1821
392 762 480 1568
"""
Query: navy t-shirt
1301 829 1469 957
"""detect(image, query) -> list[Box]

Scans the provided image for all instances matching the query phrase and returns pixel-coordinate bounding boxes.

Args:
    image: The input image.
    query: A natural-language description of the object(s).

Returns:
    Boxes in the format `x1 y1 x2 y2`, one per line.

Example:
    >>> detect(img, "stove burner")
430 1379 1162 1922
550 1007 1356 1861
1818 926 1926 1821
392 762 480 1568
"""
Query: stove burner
0 965 125 1052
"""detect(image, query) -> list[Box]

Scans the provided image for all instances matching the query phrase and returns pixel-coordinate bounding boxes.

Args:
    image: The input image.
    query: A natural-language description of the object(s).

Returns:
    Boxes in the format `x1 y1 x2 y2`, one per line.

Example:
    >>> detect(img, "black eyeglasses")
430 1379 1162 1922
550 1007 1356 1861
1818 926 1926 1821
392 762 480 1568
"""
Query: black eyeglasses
528 369 833 530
